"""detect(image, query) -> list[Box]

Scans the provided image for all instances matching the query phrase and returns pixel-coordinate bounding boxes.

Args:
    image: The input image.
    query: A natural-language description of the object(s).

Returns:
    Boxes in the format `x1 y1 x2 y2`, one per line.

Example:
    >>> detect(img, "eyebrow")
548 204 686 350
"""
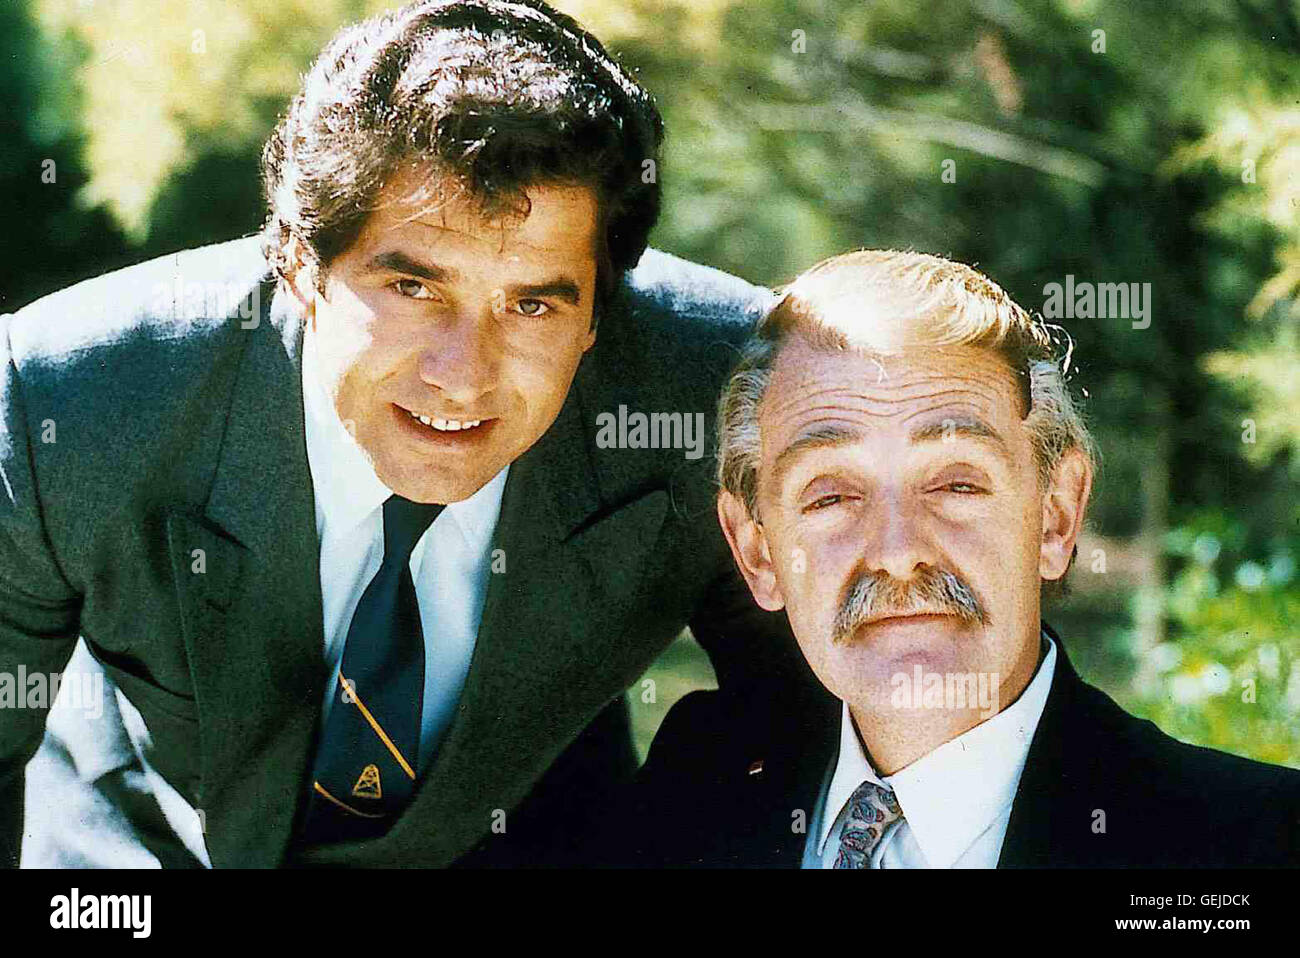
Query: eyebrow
909 415 1010 458
367 251 455 283
511 279 582 306
771 423 862 488
770 414 1010 489
366 251 583 306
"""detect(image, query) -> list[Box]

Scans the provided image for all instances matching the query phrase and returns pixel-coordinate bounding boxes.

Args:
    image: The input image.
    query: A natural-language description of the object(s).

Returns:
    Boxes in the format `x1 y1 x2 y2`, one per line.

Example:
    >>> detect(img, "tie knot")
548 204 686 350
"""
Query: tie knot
847 780 902 828
382 494 445 560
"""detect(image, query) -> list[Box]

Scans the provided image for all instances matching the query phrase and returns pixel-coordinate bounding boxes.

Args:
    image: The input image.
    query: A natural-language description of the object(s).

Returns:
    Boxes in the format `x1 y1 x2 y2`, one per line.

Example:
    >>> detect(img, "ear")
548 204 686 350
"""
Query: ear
717 490 785 612
281 236 318 325
1040 447 1092 583
580 320 597 353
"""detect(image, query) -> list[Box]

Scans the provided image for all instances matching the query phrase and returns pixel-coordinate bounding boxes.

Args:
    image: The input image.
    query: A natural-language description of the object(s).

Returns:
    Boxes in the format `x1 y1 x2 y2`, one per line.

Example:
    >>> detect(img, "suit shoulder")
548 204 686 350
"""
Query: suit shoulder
643 683 831 777
1 239 272 562
5 236 269 368
3 236 269 441
656 687 746 730
1073 679 1300 815
594 249 775 414
640 689 754 776
622 248 776 335
613 249 775 364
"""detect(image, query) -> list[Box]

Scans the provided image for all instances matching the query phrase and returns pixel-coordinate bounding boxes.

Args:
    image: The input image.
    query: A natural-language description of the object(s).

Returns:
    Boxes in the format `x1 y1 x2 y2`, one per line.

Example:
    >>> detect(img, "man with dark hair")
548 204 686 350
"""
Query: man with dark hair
1 0 809 868
259 0 663 325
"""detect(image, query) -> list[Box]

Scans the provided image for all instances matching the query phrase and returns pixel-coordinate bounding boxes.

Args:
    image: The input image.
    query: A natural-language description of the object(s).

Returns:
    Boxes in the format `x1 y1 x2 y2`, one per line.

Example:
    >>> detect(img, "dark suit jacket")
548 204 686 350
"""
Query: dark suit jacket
606 624 1300 867
0 236 815 868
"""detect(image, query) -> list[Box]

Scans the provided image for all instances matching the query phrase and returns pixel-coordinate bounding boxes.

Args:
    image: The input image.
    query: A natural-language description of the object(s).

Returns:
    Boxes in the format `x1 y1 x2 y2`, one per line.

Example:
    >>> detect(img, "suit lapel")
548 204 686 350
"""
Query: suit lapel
765 627 1095 869
164 284 327 868
721 686 840 868
698 624 1114 869
997 623 1098 867
159 282 678 867
292 357 675 866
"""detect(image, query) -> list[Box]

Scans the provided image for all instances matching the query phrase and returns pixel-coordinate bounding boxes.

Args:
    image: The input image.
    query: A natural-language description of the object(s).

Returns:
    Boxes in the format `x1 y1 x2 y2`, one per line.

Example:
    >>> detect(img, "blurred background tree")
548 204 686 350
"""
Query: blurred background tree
5 0 1296 765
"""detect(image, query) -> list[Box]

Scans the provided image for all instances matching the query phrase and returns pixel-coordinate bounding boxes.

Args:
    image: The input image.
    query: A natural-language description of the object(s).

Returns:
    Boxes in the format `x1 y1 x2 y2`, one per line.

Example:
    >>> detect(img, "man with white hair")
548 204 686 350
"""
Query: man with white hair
614 249 1300 868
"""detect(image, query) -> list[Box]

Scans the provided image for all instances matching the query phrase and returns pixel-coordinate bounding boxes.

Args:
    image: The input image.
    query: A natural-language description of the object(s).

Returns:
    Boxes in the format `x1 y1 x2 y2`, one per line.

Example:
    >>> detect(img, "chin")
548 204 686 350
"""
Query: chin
371 442 500 504
392 466 493 504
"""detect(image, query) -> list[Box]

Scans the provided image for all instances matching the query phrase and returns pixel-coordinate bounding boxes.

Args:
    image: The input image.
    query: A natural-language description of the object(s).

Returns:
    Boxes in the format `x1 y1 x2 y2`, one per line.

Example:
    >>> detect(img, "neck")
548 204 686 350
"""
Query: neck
849 631 1044 776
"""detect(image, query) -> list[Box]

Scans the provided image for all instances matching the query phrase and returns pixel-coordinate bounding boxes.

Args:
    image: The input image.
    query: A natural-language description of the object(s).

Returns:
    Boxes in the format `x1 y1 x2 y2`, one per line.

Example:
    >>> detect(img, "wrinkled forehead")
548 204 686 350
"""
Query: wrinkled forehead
758 334 1029 458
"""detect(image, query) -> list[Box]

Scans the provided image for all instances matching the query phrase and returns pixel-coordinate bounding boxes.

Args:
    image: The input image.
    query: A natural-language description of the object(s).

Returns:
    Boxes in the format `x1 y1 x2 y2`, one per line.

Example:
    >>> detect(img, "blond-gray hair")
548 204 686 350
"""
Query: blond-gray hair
718 250 1097 525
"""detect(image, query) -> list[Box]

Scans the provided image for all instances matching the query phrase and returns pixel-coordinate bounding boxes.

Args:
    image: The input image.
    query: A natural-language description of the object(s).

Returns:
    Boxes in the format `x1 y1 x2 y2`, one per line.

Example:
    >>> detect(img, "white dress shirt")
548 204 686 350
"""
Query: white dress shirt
803 631 1056 869
301 317 507 776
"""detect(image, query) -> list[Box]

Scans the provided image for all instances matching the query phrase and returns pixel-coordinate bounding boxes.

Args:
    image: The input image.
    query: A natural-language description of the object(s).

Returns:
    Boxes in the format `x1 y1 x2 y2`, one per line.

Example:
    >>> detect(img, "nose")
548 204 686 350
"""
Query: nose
861 490 934 582
416 307 499 406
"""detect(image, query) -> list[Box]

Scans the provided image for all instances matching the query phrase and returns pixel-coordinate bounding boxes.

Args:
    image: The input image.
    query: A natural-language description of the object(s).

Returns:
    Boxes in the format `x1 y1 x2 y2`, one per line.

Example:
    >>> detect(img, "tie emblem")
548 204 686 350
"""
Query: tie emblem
352 764 382 800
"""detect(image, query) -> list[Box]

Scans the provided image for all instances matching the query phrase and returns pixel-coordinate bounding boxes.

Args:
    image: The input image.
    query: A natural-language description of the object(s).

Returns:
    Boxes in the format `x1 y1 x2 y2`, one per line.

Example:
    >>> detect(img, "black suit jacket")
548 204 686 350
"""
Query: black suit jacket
606 624 1300 867
0 237 817 867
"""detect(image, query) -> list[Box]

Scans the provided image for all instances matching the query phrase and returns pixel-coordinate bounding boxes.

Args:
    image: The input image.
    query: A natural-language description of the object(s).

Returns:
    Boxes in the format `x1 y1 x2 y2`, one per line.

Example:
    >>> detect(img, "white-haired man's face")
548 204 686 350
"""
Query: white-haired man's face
718 334 1091 723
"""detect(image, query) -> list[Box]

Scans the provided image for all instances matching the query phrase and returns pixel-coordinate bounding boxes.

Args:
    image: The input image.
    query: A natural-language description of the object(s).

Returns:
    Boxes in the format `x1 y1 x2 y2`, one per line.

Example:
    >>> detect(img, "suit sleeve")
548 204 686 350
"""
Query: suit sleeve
0 312 82 867
580 690 723 867
687 562 820 703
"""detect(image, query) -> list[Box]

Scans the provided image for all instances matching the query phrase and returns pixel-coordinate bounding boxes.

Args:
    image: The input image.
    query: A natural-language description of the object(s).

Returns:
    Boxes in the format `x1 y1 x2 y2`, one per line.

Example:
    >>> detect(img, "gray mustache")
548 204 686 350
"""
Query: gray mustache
832 566 987 644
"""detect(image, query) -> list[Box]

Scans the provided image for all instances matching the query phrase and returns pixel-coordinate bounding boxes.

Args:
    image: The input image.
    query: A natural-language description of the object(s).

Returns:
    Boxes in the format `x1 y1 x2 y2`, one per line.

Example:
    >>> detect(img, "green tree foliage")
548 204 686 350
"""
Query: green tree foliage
1 1 129 309
10 0 1297 762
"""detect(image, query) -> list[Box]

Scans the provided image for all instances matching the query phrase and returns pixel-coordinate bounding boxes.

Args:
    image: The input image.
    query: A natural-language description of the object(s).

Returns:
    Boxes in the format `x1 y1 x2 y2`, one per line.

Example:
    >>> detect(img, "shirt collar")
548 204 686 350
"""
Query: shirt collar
444 463 509 550
816 630 1057 867
301 318 508 546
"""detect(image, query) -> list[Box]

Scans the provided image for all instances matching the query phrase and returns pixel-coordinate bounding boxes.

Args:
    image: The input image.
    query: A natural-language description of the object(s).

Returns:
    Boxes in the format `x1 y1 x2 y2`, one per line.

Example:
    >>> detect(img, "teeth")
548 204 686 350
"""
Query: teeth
407 410 482 432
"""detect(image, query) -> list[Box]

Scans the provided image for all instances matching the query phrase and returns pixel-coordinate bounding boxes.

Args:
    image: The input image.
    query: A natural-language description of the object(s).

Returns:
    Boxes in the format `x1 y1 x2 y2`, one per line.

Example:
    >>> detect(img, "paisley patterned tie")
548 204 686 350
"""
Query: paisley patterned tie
833 781 904 869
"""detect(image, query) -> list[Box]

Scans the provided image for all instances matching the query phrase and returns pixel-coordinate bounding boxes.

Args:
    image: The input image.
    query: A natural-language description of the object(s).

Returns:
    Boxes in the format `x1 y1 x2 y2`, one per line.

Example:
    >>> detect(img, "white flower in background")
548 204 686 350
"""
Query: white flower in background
1149 642 1183 673
1267 552 1295 586
1234 561 1266 591
1201 662 1232 696
1257 644 1281 681
1192 533 1221 566
1170 673 1205 705
1287 664 1300 713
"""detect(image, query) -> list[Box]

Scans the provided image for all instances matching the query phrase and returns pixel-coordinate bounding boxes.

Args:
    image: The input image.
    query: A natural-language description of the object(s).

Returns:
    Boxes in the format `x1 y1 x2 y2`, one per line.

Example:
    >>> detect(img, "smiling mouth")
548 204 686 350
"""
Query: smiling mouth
403 408 485 432
390 403 500 446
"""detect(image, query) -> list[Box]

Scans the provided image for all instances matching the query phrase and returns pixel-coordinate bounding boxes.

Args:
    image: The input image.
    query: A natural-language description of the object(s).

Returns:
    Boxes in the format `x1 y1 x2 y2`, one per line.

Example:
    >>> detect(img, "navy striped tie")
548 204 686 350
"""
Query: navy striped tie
300 494 444 844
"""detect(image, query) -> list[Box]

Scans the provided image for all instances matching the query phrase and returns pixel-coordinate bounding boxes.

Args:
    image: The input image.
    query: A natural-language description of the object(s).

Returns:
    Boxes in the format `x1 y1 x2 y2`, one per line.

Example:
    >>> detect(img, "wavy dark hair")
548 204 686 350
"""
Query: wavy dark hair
261 0 663 319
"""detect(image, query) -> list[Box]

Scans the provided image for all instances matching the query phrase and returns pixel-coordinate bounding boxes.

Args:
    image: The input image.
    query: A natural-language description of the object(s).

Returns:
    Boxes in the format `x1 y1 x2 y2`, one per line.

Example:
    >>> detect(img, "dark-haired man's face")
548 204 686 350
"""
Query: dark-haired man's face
719 335 1090 720
304 169 599 504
